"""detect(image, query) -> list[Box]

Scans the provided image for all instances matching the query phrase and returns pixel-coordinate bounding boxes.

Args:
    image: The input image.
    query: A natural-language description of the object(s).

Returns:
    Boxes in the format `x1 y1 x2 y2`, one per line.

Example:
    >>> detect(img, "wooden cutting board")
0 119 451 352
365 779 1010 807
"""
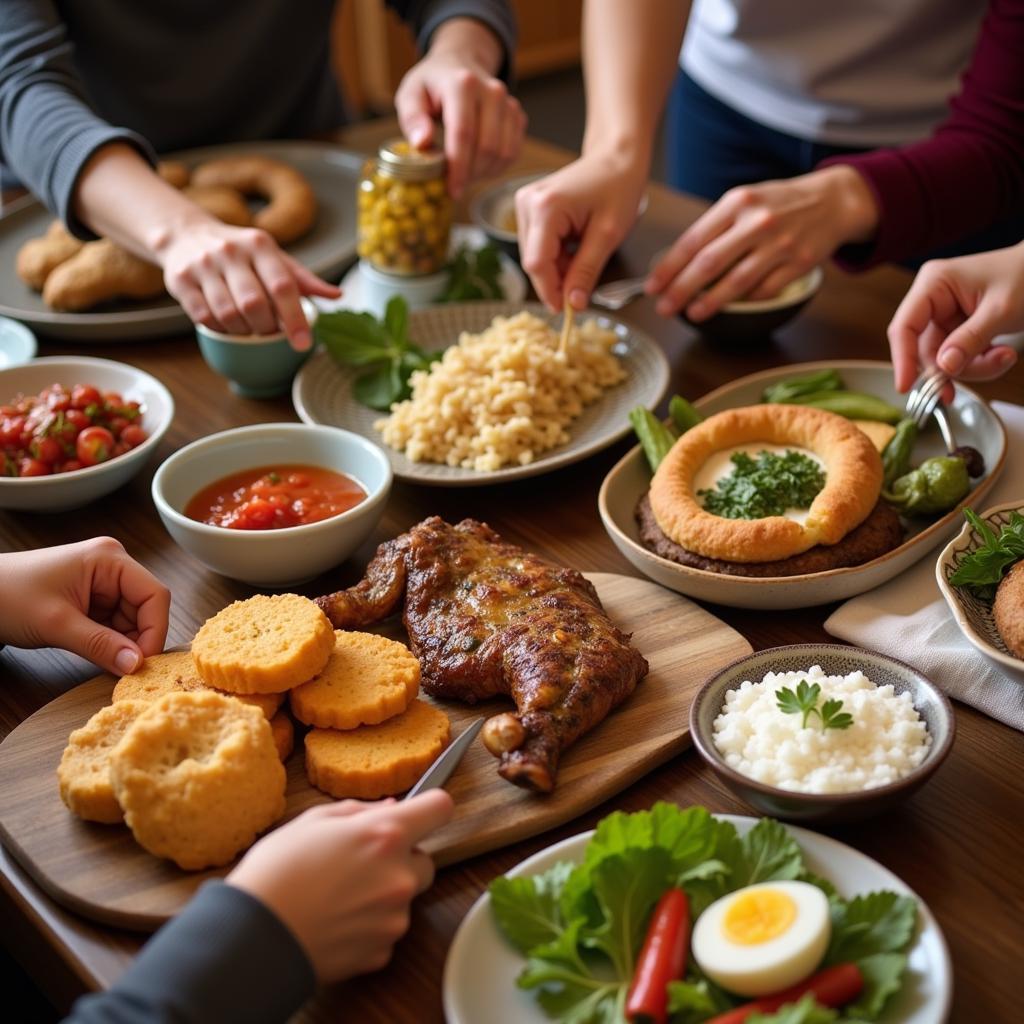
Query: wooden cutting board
0 573 751 932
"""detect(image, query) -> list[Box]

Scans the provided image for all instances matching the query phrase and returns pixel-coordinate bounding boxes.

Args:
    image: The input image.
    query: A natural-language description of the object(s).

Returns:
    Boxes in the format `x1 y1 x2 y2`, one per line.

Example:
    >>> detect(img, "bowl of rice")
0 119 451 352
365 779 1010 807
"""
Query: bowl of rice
689 643 954 822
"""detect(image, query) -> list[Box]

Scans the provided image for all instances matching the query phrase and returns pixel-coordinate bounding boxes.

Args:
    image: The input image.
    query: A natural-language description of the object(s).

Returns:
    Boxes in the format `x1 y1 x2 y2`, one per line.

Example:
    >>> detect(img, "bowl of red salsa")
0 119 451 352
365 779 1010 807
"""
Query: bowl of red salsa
151 423 392 587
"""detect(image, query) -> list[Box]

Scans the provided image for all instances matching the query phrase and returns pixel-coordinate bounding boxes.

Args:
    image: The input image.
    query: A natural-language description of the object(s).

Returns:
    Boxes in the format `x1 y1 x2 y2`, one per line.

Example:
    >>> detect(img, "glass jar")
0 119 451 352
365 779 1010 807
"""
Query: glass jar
356 139 452 276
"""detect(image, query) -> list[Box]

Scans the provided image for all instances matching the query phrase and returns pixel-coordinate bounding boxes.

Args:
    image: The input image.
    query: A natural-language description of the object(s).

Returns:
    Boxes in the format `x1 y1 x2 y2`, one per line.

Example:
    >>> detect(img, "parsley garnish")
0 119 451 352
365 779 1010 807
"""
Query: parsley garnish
776 679 854 732
699 449 825 519
949 508 1024 600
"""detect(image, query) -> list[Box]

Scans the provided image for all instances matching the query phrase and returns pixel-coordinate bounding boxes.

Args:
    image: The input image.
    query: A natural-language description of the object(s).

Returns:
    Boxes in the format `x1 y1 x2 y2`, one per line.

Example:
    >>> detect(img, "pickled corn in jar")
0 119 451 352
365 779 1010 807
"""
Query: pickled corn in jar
357 139 452 275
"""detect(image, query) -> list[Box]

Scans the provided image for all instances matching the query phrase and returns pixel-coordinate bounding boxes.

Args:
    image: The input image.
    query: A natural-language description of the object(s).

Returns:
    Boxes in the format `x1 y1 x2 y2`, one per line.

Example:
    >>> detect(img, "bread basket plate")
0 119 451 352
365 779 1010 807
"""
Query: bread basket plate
0 140 363 341
292 301 670 487
599 360 1006 610
936 499 1024 676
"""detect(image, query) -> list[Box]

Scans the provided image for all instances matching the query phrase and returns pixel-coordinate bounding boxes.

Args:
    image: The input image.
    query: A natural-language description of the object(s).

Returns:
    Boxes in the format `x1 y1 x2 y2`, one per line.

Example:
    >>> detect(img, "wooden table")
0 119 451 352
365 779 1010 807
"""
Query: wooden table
1 122 1022 1022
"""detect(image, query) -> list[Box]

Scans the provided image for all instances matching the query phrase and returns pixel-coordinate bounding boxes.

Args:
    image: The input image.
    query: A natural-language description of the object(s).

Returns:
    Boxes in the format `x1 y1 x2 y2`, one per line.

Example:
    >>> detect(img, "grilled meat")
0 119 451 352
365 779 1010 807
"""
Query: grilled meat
316 517 648 792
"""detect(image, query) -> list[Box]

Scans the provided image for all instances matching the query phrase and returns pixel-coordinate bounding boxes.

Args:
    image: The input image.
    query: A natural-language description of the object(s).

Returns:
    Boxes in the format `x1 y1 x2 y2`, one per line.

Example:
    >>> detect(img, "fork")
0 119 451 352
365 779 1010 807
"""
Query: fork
591 276 647 311
904 370 985 476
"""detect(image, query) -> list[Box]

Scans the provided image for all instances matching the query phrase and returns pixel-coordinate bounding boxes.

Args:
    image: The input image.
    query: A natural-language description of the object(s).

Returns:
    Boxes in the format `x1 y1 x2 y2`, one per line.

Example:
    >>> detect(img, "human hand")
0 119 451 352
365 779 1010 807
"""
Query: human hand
0 538 170 675
227 791 454 983
155 216 340 351
395 17 525 198
645 165 879 320
888 244 1024 393
516 153 648 311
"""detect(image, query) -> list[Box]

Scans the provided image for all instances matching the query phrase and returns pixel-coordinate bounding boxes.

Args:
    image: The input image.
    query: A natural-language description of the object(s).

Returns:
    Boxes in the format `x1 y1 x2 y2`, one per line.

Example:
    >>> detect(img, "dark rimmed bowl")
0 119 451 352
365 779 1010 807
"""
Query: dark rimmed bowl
689 643 955 823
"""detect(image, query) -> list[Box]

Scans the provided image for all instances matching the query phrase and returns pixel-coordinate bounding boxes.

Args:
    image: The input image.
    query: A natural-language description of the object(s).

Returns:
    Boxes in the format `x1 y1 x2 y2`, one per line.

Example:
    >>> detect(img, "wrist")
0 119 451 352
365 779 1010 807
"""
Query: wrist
428 17 503 73
817 165 879 245
144 203 216 263
580 132 651 185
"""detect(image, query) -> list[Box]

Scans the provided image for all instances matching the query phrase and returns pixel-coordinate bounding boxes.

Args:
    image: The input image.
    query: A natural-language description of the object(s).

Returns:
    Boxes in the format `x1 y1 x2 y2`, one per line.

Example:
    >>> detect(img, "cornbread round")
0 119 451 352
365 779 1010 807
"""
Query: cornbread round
110 691 286 870
57 700 150 823
993 560 1024 659
649 405 882 563
270 712 295 761
290 631 420 729
305 699 451 799
192 595 335 694
374 312 626 472
112 651 284 720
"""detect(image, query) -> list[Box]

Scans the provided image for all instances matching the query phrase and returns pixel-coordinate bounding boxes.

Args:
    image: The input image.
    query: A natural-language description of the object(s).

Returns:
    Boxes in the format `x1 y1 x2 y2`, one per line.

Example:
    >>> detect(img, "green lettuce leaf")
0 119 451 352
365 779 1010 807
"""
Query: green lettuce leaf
746 994 839 1023
667 979 732 1023
843 953 908 1020
826 891 917 962
490 861 573 955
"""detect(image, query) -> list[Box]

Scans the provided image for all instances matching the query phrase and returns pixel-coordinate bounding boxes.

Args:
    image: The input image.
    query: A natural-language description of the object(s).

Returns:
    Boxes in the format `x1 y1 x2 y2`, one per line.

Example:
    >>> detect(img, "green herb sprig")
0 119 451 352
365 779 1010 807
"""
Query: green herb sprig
437 243 505 302
949 508 1024 600
699 449 825 520
776 679 854 732
314 296 441 411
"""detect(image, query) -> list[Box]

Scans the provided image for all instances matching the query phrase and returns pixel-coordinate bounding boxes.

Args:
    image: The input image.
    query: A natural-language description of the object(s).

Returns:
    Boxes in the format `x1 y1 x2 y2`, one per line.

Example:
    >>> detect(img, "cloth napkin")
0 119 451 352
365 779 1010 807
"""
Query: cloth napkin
825 401 1024 731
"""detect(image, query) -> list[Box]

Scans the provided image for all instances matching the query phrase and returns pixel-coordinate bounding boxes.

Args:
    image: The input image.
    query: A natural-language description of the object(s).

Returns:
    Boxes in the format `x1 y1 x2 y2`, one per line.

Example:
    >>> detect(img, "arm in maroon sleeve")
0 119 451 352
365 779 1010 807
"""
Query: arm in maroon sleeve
822 0 1024 270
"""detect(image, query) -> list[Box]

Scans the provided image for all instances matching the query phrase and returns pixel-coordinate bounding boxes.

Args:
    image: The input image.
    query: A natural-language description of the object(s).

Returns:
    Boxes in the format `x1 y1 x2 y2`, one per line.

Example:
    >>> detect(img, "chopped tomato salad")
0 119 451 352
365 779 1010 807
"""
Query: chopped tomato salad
1 383 148 477
185 465 367 530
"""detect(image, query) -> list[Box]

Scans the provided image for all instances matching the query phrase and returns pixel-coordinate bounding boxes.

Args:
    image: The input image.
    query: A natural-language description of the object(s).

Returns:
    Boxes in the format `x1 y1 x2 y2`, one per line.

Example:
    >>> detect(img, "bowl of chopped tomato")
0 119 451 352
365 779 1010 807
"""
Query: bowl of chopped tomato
0 356 174 511
151 422 392 586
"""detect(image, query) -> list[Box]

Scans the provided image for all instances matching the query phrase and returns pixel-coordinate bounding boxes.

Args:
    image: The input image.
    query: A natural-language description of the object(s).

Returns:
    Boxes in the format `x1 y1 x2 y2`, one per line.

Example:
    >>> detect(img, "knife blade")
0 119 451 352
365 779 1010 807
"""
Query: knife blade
403 716 485 801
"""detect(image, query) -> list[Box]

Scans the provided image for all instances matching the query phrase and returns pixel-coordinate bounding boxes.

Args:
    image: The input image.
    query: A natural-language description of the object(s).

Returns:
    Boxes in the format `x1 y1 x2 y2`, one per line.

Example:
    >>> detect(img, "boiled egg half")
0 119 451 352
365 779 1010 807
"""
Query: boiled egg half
691 880 830 997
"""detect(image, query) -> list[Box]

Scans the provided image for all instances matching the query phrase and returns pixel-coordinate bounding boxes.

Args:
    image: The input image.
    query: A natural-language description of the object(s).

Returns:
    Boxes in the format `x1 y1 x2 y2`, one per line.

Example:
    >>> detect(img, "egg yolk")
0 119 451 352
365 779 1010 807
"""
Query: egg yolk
721 889 796 945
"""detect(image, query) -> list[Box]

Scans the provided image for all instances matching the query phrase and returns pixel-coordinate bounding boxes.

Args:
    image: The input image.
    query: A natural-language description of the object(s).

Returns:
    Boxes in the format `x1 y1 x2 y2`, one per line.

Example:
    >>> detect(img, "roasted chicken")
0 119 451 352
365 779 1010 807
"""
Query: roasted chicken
316 517 648 792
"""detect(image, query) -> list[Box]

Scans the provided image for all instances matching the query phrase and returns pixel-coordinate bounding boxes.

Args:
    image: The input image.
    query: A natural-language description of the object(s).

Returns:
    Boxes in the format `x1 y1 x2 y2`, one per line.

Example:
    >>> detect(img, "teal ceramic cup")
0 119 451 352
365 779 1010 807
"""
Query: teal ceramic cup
195 308 316 398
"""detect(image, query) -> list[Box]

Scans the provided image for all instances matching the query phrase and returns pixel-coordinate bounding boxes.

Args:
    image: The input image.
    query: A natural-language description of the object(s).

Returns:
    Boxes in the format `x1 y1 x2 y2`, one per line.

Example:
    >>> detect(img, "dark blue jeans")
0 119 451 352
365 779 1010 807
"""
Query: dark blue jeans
665 69 1024 262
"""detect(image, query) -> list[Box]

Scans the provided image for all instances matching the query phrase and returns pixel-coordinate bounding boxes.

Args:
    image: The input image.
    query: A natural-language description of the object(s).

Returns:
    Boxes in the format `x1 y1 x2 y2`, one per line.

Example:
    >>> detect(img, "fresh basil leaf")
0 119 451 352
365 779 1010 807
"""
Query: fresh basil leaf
489 861 572 955
844 953 908 1020
438 243 506 302
353 362 401 411
579 847 674 978
384 295 409 347
314 310 392 366
745 994 839 1023
826 891 917 962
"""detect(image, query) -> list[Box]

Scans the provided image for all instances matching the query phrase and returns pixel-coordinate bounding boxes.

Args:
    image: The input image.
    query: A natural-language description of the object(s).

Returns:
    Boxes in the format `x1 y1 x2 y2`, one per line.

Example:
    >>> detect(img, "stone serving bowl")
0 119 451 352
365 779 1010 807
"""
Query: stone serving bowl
689 643 955 823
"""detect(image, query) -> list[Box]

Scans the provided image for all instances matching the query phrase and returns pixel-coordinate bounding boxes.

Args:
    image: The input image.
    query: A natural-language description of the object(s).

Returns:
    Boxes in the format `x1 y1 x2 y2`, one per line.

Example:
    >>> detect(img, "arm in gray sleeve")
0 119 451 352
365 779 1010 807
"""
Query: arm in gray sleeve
0 0 155 238
389 0 518 79
63 882 316 1024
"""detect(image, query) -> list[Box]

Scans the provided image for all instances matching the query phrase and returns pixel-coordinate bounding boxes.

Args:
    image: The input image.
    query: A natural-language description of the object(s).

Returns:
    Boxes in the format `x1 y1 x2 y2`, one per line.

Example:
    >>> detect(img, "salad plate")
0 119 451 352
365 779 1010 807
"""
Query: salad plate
292 301 670 487
599 360 1007 609
443 813 952 1024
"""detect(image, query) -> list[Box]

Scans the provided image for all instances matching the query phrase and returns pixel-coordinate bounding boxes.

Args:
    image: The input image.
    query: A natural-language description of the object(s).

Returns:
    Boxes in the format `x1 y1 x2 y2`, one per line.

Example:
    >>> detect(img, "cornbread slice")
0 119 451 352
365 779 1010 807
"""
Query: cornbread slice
305 699 451 799
270 711 295 761
192 594 335 694
290 631 420 730
57 700 150 823
112 651 284 720
110 691 286 870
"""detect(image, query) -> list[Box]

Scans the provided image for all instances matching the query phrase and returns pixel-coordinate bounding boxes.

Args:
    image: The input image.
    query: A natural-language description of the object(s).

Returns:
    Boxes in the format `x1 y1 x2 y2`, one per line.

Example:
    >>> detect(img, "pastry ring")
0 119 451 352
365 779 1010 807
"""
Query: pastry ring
191 155 317 244
649 404 883 563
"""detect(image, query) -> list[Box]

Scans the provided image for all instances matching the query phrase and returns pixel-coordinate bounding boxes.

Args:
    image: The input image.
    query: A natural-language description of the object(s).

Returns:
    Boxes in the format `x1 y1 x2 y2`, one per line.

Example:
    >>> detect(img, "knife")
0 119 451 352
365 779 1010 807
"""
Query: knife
404 716 485 800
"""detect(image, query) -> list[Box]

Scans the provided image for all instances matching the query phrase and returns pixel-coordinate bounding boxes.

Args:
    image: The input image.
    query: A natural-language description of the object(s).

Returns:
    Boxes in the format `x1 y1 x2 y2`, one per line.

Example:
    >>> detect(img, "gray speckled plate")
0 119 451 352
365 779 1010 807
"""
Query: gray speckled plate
0 141 363 341
936 500 1024 673
600 360 1007 609
292 302 669 487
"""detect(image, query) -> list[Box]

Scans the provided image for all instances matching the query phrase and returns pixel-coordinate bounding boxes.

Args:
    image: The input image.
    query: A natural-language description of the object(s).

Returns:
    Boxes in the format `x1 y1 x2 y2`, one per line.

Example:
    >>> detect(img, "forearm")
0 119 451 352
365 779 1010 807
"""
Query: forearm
71 143 212 265
428 16 504 75
403 0 516 77
581 0 690 173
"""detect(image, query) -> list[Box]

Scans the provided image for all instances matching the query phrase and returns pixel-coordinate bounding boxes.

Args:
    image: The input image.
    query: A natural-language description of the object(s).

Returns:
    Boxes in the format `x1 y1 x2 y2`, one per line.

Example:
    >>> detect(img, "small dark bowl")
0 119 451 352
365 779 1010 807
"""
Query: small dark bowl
683 267 823 344
689 643 955 823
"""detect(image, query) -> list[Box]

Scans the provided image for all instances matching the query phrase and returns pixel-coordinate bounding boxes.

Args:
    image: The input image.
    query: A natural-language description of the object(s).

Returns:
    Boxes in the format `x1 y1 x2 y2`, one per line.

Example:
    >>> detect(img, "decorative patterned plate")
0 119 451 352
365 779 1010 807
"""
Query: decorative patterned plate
936 500 1024 672
599 360 1007 610
443 815 953 1024
292 301 670 487
0 141 363 341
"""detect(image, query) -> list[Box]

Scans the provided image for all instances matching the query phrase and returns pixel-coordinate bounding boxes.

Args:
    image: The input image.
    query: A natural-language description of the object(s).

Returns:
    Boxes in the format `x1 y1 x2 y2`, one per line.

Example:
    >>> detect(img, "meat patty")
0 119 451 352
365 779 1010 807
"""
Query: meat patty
635 493 904 577
993 560 1024 659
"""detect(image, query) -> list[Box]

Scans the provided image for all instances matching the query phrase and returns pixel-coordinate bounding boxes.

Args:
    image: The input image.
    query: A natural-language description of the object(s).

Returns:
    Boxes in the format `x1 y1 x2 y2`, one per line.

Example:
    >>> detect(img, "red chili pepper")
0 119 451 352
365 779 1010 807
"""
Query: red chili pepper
705 963 865 1024
625 887 690 1024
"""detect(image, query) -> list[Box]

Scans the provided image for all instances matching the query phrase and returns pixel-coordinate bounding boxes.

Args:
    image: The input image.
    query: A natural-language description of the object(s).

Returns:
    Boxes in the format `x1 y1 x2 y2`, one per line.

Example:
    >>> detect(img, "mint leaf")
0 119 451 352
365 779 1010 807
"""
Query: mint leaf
490 861 572 955
315 310 393 366
826 891 917 963
845 953 908 1020
383 294 408 346
353 361 403 411
949 509 1024 598
746 994 839 1023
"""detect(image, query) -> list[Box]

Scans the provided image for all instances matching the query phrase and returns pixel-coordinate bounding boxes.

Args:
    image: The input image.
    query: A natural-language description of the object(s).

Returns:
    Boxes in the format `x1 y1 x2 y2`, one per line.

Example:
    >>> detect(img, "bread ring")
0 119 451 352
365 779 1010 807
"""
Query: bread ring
649 404 883 563
156 160 191 189
191 156 316 244
16 221 84 290
184 184 252 227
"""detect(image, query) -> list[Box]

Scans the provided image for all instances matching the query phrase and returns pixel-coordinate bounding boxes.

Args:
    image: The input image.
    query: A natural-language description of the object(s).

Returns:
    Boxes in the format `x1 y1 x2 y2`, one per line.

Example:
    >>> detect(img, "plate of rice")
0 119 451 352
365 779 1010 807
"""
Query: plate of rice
291 301 669 486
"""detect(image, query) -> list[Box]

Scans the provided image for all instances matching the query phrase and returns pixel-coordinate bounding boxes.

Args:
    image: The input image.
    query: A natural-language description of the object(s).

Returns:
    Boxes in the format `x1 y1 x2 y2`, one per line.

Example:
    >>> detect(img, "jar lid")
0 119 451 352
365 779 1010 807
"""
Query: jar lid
377 138 446 181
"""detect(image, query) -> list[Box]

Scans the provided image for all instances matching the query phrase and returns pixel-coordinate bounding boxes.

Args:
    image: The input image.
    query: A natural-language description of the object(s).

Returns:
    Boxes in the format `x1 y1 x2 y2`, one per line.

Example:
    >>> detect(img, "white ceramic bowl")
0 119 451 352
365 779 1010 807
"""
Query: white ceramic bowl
0 356 174 512
151 423 392 587
936 499 1024 673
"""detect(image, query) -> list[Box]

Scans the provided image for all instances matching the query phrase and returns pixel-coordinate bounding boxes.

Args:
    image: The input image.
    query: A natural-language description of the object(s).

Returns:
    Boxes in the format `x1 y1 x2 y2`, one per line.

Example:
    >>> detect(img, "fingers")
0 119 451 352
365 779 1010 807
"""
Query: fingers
563 218 623 311
473 80 510 180
252 249 311 351
57 609 145 676
395 79 437 151
166 271 218 331
222 260 276 335
409 849 436 894
645 204 734 299
953 345 1019 381
687 249 788 321
441 72 479 199
888 280 948 393
282 253 341 299
517 187 572 311
375 789 454 846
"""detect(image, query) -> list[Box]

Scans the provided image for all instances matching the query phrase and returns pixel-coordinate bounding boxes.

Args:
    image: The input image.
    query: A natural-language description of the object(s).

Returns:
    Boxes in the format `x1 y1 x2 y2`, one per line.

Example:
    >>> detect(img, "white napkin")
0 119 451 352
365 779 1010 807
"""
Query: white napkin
825 401 1024 731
